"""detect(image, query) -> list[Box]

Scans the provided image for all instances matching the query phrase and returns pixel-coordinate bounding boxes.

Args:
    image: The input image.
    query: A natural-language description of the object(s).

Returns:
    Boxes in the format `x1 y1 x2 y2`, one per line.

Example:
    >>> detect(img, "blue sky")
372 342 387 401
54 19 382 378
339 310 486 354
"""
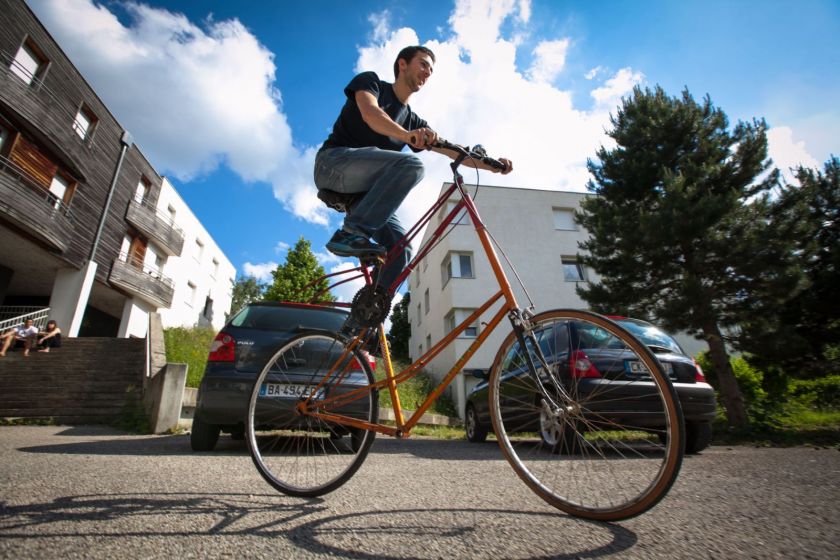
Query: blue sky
27 0 840 302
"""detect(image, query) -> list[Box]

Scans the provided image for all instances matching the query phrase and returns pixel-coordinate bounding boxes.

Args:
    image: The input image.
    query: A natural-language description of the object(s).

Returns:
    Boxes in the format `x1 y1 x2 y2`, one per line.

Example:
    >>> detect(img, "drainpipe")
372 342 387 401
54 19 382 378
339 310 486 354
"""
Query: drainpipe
89 130 133 262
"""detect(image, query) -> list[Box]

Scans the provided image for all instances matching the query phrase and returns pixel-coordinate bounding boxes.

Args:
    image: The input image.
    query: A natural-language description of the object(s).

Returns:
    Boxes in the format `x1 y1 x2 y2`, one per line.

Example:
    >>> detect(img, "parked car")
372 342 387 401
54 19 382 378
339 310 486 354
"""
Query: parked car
464 317 717 454
191 301 371 451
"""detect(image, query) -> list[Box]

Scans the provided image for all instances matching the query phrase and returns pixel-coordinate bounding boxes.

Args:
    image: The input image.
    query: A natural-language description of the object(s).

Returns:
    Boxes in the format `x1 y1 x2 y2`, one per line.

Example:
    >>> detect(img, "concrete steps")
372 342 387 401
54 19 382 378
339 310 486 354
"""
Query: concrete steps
0 337 145 423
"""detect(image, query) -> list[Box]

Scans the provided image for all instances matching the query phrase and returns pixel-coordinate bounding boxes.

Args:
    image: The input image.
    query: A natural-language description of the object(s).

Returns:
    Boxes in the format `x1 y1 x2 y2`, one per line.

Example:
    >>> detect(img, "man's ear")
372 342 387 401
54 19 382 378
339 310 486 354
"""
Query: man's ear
397 58 408 77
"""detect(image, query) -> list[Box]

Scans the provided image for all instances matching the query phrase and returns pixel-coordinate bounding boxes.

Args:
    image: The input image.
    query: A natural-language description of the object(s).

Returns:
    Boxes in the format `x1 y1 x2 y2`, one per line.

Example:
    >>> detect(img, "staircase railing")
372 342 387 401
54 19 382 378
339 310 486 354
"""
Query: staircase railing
0 307 50 332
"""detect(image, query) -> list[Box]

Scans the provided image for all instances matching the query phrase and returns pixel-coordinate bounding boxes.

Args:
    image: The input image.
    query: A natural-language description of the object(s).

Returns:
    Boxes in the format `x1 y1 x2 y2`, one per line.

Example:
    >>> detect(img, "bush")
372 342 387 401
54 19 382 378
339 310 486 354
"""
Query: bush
163 327 217 388
374 360 458 418
789 376 840 409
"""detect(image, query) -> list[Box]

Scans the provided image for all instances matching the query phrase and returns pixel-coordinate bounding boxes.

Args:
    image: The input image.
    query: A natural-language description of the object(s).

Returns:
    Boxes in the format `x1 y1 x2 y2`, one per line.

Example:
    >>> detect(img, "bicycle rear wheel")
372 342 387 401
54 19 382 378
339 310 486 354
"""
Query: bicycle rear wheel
246 330 378 497
488 309 684 521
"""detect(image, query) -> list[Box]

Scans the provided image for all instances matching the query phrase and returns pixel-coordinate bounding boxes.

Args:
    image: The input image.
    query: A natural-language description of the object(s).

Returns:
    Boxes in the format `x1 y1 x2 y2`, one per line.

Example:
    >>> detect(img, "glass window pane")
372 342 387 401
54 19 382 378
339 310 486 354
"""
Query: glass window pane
11 43 40 84
459 254 472 277
553 208 576 230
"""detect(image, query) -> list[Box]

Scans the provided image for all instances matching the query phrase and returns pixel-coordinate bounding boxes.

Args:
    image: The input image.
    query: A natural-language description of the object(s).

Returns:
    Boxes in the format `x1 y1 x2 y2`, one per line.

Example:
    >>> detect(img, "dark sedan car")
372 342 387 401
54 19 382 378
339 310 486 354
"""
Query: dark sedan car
191 301 370 451
464 317 717 454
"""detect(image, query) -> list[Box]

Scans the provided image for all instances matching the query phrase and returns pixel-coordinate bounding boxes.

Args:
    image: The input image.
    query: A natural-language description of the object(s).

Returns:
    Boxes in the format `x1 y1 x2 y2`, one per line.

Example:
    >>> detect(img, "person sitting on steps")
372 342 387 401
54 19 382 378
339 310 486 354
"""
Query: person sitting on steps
36 320 62 353
0 318 39 357
314 45 513 297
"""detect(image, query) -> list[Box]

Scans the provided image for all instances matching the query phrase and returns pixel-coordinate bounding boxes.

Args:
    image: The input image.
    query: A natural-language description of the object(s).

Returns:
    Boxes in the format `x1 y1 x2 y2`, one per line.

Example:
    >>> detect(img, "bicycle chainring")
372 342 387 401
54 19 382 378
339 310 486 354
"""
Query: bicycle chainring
349 286 392 328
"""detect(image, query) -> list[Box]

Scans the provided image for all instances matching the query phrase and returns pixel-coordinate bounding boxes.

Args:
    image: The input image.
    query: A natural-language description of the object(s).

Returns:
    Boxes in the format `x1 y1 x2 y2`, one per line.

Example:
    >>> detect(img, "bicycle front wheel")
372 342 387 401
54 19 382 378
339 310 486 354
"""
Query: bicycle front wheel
489 310 684 521
247 330 378 497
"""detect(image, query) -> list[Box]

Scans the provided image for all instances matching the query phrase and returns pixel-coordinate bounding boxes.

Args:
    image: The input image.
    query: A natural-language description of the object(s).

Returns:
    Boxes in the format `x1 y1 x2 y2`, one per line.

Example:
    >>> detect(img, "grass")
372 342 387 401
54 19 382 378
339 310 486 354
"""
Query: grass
712 407 840 448
374 359 458 418
163 327 217 388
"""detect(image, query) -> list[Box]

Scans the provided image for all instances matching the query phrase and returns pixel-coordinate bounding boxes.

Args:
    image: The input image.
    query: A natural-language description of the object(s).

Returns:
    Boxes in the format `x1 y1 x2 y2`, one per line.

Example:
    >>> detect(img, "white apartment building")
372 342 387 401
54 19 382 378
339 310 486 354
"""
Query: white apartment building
408 184 597 418
148 178 234 333
408 183 708 419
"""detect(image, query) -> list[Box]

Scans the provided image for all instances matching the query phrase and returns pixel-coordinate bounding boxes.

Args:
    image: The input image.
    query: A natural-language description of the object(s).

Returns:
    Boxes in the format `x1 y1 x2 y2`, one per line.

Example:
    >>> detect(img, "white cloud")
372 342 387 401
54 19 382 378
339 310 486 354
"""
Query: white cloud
591 67 644 108
242 261 277 282
527 39 570 83
585 66 603 80
27 0 321 224
274 241 290 254
766 126 820 184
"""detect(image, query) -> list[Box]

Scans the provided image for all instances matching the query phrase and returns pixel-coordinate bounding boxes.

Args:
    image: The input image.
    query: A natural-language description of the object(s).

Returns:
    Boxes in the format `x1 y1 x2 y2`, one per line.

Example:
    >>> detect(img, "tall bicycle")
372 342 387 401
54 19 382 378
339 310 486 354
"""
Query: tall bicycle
246 141 684 521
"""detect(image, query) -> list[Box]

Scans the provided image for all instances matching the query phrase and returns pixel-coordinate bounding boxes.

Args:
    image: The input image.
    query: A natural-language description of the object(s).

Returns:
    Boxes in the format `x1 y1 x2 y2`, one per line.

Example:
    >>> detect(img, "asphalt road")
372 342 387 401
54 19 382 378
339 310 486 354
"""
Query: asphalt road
1 426 838 559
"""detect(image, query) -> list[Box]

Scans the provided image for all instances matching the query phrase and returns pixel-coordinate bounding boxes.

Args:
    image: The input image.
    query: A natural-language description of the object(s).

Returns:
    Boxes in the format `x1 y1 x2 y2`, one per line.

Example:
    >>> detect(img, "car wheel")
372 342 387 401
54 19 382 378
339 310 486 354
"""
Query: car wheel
190 415 220 452
685 422 712 454
465 404 488 443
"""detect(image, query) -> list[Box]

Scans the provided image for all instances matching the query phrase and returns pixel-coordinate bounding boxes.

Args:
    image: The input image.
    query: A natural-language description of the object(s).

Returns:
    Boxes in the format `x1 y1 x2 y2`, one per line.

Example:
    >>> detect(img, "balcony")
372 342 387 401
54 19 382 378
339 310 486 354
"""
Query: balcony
125 198 184 257
109 253 175 308
0 155 74 253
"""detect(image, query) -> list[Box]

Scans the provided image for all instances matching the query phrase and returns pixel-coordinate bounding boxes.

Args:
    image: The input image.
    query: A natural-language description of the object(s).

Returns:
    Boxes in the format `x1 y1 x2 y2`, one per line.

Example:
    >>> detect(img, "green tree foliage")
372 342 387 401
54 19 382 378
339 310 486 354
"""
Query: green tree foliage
739 157 840 378
264 237 335 303
576 86 787 428
387 292 411 360
230 275 266 315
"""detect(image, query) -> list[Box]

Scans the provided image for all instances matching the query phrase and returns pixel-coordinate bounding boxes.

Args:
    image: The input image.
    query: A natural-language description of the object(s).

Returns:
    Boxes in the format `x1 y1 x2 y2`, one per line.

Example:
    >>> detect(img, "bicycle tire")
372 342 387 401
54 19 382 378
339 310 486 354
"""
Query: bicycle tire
488 309 684 521
246 330 378 497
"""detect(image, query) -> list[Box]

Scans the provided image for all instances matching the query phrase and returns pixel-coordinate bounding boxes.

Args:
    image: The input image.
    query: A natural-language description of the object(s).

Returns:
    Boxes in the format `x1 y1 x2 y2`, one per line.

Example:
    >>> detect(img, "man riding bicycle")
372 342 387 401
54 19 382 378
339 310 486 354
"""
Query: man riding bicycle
314 45 514 292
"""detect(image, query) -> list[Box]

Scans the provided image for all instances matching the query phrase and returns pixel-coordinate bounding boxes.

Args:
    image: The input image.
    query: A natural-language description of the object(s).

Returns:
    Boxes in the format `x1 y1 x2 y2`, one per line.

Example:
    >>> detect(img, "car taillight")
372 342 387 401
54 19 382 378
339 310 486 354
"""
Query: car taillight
693 359 707 383
570 350 601 378
208 332 235 362
350 351 376 372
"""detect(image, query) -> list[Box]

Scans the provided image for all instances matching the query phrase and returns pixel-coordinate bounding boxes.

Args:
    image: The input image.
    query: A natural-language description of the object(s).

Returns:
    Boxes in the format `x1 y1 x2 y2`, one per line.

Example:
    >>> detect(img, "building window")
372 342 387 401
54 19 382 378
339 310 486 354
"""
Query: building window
417 303 421 325
0 126 8 154
439 200 471 225
553 208 577 230
47 170 76 209
10 39 48 86
167 205 176 223
202 296 214 321
194 239 204 263
73 104 98 140
424 288 430 314
418 344 423 357
441 252 474 286
561 257 586 282
135 176 151 204
444 308 479 338
212 258 219 278
426 334 431 351
187 281 197 307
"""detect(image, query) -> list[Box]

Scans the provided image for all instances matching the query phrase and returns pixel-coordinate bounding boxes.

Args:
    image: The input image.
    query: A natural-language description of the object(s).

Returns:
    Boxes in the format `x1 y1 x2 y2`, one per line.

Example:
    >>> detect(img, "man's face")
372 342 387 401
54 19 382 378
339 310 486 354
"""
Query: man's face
399 52 434 93
25 320 33 327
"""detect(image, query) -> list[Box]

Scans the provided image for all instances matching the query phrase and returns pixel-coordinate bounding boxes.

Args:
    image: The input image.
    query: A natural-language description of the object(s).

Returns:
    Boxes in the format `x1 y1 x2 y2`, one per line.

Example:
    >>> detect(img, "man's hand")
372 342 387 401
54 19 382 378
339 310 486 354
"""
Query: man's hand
406 127 437 150
496 158 513 175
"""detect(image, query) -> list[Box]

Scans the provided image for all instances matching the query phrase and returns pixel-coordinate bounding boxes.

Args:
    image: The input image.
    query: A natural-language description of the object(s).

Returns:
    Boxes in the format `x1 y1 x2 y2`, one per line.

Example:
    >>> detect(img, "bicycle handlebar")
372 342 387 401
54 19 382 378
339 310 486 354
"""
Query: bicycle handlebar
435 138 508 172
409 135 508 172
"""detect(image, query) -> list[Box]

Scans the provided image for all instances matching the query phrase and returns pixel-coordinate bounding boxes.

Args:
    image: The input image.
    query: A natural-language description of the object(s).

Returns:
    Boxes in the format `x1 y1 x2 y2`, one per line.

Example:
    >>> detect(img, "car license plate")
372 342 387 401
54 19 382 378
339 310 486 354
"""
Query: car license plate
626 361 673 376
259 383 325 399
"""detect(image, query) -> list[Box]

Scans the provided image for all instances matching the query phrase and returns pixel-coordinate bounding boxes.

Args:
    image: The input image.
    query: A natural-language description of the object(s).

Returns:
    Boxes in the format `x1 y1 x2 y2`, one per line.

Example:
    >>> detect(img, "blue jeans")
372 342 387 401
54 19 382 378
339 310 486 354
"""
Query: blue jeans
314 147 424 290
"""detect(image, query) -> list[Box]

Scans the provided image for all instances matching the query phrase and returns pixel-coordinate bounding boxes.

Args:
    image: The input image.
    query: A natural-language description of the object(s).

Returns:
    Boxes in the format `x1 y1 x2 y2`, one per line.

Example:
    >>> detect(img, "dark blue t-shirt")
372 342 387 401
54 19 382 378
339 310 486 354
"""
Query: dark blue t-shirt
321 71 429 152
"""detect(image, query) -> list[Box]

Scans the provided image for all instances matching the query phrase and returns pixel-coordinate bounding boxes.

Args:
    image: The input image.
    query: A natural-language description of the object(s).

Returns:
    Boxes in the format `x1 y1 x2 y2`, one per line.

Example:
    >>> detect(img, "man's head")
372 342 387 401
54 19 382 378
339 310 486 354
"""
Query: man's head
393 46 435 80
46 320 57 330
24 319 33 327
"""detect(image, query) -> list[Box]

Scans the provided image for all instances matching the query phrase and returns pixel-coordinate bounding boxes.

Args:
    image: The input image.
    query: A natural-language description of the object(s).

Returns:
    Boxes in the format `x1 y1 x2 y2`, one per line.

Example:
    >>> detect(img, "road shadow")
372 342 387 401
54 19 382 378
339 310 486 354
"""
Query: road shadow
0 492 637 559
16 429 504 460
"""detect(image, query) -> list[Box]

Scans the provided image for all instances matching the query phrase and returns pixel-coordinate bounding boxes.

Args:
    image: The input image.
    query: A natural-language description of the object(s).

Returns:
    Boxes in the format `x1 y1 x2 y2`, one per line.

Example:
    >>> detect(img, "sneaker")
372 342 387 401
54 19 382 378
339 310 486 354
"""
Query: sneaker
326 229 386 257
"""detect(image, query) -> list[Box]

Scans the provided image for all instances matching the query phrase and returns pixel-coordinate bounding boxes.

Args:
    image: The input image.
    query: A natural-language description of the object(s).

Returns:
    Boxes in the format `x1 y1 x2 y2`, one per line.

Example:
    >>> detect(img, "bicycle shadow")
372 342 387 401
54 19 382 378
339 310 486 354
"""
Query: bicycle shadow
0 492 638 559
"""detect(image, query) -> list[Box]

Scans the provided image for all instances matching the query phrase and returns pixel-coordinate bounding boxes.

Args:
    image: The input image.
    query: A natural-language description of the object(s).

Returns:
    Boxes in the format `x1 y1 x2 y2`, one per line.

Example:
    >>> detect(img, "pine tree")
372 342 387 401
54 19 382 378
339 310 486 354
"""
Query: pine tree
264 237 335 303
577 86 785 429
740 157 840 378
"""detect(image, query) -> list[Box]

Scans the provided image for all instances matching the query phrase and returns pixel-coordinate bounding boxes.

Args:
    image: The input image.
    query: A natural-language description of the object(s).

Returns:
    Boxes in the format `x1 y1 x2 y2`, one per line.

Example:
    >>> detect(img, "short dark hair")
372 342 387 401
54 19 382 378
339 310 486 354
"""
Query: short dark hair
393 46 435 79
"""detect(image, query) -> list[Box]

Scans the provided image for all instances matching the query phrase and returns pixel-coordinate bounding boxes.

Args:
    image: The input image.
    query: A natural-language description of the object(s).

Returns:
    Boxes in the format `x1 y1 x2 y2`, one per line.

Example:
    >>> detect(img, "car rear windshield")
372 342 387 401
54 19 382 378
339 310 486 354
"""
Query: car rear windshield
229 304 346 331
616 320 684 355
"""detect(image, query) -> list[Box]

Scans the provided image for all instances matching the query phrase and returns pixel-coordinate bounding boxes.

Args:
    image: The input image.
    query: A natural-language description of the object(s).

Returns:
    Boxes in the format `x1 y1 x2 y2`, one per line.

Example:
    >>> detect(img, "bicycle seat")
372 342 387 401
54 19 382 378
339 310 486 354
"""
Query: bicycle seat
317 189 362 213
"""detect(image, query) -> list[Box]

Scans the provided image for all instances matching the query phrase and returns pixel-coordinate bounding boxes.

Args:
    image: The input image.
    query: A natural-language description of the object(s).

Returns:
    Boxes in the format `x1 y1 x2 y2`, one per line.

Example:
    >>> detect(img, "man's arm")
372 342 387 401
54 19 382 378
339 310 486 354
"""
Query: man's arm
355 91 436 150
